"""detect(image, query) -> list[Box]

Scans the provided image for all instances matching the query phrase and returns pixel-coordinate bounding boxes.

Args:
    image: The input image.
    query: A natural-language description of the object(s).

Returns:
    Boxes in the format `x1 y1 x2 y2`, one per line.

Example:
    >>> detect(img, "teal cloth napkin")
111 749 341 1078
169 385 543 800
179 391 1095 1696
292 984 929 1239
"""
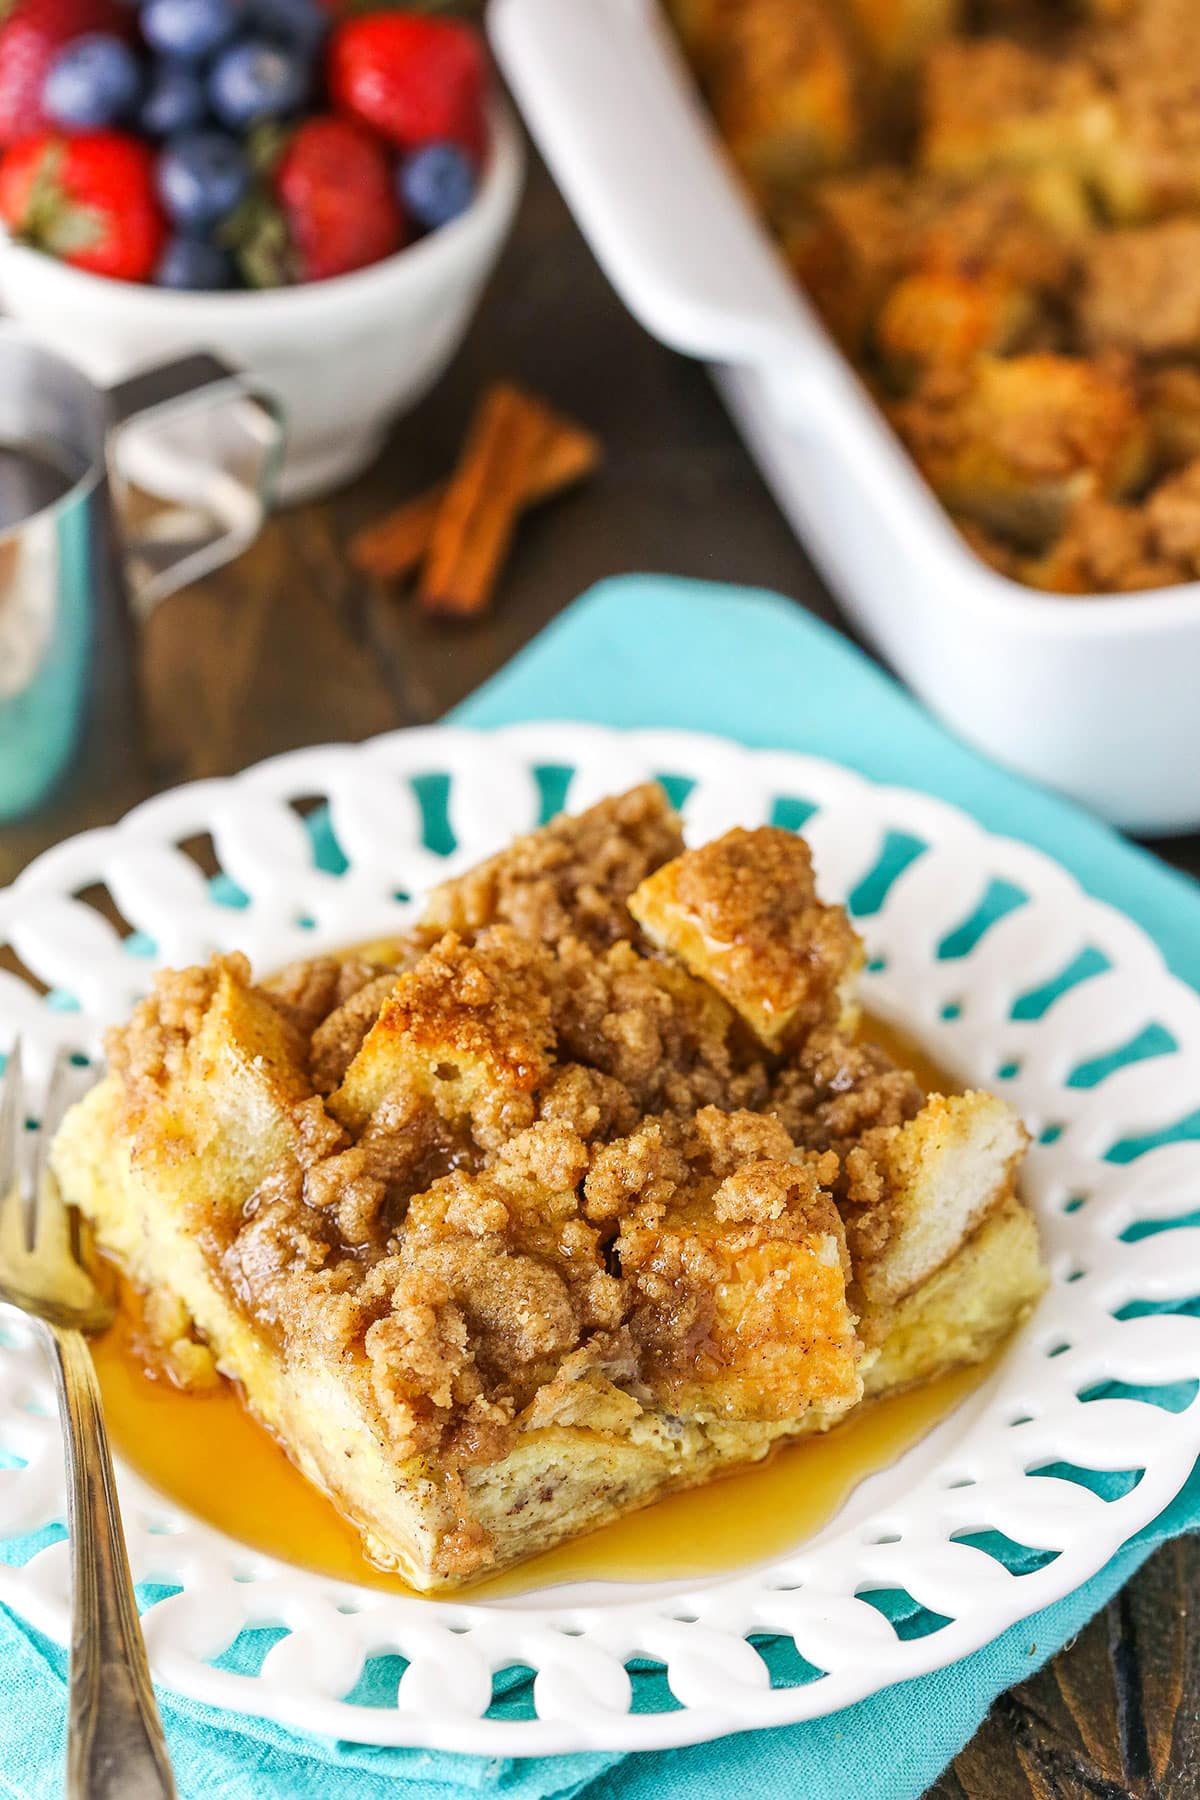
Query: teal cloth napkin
3 574 1200 1800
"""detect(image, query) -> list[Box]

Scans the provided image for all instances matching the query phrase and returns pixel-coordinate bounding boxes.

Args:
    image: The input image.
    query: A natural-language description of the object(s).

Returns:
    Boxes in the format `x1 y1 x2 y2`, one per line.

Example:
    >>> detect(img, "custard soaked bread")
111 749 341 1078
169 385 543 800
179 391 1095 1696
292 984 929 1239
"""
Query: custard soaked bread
52 787 1044 1590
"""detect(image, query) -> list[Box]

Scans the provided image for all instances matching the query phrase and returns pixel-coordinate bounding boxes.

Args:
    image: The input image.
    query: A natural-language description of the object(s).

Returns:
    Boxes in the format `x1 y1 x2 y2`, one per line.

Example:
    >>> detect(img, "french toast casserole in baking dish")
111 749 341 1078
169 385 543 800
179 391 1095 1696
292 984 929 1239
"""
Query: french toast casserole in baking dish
491 0 1200 831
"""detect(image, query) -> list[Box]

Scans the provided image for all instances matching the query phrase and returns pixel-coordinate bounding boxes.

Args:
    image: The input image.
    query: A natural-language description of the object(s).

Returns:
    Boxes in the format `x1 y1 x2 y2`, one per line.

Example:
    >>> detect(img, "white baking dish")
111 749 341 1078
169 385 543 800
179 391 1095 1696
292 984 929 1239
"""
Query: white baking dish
491 0 1200 836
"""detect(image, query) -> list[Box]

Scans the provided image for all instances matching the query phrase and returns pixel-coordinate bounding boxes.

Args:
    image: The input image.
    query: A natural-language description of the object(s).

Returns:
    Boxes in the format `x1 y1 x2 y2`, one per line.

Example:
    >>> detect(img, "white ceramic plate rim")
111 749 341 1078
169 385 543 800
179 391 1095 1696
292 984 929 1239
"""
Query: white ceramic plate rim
1 721 1199 1756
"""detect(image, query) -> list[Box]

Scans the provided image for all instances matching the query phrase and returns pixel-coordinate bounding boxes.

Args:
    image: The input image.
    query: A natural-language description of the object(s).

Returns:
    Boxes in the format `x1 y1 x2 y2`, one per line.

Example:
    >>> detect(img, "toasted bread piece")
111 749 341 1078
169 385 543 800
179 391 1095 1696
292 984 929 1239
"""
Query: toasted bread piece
1147 366 1200 471
846 0 961 79
919 39 1118 189
702 0 867 205
844 1090 1029 1308
1023 493 1185 594
877 268 1037 378
787 165 1081 365
614 1130 862 1422
628 827 864 1051
1078 220 1200 359
783 165 929 352
920 5 1200 226
1024 463 1200 595
873 173 1080 378
1085 0 1200 222
328 926 554 1147
769 1026 1026 1311
862 1189 1046 1393
893 353 1151 547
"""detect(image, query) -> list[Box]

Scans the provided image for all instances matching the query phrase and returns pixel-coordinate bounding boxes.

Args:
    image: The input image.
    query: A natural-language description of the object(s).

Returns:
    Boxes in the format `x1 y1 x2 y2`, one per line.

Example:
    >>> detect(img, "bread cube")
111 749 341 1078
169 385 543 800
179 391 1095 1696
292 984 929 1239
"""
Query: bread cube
1078 220 1200 358
920 39 1120 189
843 1090 1029 1308
329 927 554 1147
892 353 1151 547
1086 0 1200 221
618 1156 862 1421
628 826 863 1052
1023 496 1177 593
877 269 1037 378
703 0 867 206
863 1190 1046 1394
783 166 927 351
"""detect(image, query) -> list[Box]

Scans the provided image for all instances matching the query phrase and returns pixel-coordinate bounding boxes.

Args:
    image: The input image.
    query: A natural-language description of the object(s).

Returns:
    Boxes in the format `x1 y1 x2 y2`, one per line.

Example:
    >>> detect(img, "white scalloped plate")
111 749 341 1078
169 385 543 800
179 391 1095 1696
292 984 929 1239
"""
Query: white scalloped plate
3 723 1200 1757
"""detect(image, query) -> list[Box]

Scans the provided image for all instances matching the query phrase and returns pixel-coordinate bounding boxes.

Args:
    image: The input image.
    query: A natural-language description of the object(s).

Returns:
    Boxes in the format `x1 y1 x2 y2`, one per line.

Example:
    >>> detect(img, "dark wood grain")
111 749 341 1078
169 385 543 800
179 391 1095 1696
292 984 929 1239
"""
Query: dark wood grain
2 139 1197 1796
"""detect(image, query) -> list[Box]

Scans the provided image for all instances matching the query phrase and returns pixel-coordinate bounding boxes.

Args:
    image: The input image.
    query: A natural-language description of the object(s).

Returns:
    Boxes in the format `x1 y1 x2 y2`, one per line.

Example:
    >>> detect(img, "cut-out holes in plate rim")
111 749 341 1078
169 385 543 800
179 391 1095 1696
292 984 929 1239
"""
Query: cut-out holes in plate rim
1 722 1199 1759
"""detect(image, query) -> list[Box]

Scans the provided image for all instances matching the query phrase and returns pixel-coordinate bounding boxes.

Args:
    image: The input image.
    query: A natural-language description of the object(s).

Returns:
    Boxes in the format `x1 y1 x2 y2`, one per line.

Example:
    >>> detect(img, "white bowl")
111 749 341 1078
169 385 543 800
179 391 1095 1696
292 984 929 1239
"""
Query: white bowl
0 100 524 503
492 0 1200 836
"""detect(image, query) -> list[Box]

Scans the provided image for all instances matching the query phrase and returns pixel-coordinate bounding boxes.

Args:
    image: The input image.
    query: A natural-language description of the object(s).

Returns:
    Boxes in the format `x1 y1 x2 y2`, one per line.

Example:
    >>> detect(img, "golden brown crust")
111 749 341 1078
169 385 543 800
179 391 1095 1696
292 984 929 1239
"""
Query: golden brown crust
919 38 1113 188
700 0 867 207
1078 220 1200 360
628 827 864 1051
892 353 1150 546
1025 463 1200 593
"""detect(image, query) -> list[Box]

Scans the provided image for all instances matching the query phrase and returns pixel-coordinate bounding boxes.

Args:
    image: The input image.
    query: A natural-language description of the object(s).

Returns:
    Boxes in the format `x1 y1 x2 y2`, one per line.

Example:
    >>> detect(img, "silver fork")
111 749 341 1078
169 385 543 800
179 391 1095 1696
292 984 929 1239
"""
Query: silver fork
0 1043 177 1800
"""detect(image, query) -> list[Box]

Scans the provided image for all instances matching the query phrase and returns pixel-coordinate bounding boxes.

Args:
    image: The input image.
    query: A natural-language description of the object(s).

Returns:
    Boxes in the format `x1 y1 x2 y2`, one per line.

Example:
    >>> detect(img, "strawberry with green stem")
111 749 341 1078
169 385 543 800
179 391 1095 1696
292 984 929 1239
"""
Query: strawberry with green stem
0 130 166 280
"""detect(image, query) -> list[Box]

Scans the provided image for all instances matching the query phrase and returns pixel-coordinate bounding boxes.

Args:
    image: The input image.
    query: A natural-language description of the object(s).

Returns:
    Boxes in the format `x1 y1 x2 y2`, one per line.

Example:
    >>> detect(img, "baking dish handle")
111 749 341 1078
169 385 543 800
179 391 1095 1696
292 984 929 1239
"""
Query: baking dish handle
490 0 816 372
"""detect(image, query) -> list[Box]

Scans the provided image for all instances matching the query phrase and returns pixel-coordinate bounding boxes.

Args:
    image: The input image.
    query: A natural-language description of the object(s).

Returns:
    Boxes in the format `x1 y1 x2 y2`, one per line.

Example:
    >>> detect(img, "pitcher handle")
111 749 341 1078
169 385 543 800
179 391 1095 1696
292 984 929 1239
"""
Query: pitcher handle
105 352 285 616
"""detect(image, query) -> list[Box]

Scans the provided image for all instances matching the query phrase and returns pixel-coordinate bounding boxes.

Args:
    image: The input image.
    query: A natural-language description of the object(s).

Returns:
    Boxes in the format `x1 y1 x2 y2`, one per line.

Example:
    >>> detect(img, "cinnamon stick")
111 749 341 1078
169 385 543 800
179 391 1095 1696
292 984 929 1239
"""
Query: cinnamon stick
419 384 556 616
350 487 443 580
350 412 600 582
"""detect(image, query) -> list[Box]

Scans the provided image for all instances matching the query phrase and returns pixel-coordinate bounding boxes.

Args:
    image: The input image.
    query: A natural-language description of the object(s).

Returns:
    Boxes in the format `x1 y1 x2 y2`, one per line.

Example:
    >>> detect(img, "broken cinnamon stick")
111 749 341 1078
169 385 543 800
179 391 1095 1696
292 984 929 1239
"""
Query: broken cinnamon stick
419 383 557 616
350 487 444 580
349 409 600 582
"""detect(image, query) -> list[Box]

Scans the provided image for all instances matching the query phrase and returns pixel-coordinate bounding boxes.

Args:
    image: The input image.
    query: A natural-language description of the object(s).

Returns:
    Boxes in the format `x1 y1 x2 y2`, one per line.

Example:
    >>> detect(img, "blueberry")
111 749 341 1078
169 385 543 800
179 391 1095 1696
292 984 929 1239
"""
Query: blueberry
139 62 206 135
397 143 477 233
43 34 142 128
157 131 249 230
154 235 235 290
209 37 307 130
141 0 243 64
249 0 326 54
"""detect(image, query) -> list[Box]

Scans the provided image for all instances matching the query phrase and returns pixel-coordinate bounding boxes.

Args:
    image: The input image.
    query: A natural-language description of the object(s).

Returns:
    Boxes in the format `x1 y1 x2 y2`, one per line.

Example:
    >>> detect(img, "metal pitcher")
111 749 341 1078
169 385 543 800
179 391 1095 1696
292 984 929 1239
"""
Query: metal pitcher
0 326 283 822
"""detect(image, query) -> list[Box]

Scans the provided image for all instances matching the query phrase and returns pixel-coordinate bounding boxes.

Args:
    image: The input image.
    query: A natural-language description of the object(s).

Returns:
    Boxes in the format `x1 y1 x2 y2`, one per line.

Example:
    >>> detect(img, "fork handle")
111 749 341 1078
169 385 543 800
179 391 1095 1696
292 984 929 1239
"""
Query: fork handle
48 1325 178 1800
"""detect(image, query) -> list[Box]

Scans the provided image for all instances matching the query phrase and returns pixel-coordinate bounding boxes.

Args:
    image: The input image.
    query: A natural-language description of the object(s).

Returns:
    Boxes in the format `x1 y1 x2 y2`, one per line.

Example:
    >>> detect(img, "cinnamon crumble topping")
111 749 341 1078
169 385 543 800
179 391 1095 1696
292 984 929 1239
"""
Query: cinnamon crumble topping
104 794 896 1460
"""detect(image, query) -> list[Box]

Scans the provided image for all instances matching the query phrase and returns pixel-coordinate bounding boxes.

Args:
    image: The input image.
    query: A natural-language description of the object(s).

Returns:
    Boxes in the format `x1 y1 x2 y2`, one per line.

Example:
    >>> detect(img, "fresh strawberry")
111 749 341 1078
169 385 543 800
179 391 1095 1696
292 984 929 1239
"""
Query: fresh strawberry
277 114 406 279
328 14 486 160
0 131 166 280
0 0 135 147
229 115 405 285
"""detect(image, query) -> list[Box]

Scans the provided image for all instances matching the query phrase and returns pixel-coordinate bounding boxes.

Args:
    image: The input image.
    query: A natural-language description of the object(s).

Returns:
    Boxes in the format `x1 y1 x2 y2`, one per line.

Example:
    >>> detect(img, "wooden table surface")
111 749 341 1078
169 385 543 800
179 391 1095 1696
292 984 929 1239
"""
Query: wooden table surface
5 147 1199 1798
